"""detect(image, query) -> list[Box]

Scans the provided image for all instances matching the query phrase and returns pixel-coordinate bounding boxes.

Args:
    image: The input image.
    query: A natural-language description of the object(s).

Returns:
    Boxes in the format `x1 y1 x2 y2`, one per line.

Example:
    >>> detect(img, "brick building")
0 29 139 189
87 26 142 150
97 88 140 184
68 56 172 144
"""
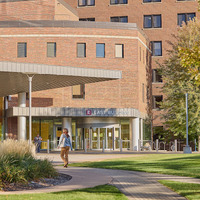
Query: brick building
64 0 199 139
0 0 150 151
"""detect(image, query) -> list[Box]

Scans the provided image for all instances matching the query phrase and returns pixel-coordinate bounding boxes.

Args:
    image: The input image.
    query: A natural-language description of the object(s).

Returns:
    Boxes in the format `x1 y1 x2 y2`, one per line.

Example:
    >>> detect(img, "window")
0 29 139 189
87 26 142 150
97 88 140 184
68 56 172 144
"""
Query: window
110 0 128 4
115 44 124 58
17 42 27 58
47 42 56 57
144 15 162 28
78 0 95 6
177 13 195 26
96 43 105 58
110 16 128 23
79 18 95 21
152 69 162 83
153 95 163 109
72 84 85 99
151 41 162 56
143 0 161 2
77 43 86 58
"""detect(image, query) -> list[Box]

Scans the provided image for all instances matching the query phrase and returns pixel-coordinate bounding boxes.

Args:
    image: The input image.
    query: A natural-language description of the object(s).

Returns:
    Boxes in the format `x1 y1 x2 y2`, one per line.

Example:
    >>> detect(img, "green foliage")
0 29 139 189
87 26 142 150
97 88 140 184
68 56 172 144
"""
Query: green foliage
0 185 128 200
159 180 200 200
0 140 57 189
159 19 200 141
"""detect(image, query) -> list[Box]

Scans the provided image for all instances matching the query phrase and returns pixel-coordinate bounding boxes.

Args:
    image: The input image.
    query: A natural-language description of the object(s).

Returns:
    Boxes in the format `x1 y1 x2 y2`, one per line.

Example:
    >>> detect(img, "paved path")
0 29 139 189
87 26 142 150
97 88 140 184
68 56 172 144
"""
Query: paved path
1 153 200 199
1 166 200 199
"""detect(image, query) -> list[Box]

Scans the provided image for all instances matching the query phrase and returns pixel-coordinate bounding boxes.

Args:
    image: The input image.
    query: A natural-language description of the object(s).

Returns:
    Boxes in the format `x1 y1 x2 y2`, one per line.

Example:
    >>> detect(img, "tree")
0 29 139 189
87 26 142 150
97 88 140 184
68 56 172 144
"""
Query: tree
159 19 200 141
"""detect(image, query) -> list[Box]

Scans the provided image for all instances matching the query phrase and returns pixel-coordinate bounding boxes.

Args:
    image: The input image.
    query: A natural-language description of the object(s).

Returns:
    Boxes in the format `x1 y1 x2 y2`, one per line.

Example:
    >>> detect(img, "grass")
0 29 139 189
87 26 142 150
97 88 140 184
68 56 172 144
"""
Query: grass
0 184 128 200
70 154 200 178
159 180 200 200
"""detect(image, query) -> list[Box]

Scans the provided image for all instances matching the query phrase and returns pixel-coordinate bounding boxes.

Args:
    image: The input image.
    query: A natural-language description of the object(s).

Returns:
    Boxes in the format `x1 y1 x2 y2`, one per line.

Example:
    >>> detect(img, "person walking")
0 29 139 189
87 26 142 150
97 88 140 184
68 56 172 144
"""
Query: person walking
34 134 42 153
58 128 73 168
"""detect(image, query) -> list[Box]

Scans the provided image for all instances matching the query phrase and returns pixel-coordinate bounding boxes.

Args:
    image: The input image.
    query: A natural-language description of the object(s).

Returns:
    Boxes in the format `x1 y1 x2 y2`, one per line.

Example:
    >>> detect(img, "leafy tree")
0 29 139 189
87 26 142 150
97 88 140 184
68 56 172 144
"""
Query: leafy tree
159 19 200 141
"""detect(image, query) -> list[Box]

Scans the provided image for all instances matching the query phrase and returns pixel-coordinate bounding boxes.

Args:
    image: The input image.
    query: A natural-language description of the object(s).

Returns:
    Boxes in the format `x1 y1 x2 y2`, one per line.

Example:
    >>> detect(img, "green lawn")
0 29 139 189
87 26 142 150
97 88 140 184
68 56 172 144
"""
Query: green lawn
70 154 200 178
159 180 200 200
0 185 127 200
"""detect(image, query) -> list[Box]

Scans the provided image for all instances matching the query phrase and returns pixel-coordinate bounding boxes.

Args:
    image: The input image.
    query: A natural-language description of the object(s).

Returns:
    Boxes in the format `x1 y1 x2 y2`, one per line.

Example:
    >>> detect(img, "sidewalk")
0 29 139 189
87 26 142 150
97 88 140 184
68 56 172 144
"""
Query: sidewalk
1 153 200 199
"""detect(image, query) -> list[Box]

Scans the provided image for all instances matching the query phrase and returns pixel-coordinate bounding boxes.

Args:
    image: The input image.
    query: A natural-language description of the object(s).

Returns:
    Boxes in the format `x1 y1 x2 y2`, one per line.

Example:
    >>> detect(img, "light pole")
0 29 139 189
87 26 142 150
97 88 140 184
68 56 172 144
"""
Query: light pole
26 74 35 145
183 93 192 153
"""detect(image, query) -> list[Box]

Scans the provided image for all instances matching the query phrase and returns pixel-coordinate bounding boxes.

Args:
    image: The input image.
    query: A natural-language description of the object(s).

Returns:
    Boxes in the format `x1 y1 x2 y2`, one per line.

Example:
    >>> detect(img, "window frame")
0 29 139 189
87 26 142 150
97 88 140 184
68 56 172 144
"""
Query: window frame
143 0 161 3
115 44 124 58
110 16 128 23
17 42 27 58
78 0 95 7
77 43 86 58
110 0 128 5
152 69 163 83
152 95 163 109
72 84 85 99
151 41 162 56
144 14 162 28
96 43 105 58
177 12 196 26
47 42 56 58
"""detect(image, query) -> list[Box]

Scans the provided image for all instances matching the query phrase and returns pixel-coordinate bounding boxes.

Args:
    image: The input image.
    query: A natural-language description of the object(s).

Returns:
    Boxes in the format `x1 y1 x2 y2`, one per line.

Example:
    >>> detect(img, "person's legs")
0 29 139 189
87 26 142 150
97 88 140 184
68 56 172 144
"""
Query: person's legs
64 146 70 167
60 147 68 166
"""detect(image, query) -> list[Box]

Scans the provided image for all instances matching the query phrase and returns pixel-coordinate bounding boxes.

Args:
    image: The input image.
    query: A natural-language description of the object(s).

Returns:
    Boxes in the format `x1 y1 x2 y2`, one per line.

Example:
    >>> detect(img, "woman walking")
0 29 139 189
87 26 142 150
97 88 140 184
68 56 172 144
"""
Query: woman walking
58 128 73 168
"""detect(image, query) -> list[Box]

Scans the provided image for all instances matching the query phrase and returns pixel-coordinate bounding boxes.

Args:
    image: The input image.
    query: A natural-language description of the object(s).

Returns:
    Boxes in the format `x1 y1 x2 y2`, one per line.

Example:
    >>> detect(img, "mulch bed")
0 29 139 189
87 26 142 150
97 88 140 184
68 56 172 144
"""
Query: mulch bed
1 173 72 191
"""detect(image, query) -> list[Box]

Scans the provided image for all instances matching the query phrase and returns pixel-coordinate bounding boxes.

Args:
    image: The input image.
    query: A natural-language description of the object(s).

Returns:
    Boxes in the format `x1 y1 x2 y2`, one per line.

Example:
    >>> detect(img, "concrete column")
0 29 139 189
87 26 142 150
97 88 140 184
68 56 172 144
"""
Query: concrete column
17 92 26 140
130 118 140 151
62 118 72 143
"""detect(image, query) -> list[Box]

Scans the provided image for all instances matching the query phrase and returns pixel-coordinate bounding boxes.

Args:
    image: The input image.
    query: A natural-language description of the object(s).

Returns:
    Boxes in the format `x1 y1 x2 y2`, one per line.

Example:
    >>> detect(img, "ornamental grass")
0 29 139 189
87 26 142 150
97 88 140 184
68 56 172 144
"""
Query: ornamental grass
0 139 57 190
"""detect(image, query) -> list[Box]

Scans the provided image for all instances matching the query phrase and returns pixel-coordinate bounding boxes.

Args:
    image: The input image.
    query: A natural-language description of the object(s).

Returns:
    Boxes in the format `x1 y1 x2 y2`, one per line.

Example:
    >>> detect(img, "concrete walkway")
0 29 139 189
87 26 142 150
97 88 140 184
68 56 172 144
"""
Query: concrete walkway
1 153 200 199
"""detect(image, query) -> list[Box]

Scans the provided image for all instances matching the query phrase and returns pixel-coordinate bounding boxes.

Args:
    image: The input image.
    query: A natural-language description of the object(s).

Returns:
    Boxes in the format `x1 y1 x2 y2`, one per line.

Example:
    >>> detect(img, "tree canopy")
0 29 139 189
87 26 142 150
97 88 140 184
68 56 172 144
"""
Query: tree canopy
159 19 200 141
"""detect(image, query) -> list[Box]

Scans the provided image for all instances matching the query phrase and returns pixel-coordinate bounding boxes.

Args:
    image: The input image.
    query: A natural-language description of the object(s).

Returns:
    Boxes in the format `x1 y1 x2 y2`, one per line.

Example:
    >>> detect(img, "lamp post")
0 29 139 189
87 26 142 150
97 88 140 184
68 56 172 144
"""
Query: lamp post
183 93 192 153
25 74 35 145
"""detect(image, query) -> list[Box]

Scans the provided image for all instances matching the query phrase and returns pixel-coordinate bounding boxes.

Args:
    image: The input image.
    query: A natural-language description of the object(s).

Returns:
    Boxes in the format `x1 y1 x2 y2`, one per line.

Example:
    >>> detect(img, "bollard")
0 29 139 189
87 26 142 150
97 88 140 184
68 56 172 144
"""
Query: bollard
138 139 141 152
47 139 50 154
84 138 87 153
102 139 105 153
120 139 122 152
174 139 177 152
156 139 159 152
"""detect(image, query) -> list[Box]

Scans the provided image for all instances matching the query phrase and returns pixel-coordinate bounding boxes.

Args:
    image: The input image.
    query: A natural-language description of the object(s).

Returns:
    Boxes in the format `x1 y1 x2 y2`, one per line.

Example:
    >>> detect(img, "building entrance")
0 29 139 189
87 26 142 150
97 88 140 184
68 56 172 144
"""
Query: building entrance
83 127 120 150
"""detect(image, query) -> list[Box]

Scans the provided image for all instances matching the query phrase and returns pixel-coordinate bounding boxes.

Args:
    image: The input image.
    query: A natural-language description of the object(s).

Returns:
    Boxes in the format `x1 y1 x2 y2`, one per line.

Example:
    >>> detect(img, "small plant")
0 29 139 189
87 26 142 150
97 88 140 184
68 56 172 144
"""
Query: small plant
0 139 57 190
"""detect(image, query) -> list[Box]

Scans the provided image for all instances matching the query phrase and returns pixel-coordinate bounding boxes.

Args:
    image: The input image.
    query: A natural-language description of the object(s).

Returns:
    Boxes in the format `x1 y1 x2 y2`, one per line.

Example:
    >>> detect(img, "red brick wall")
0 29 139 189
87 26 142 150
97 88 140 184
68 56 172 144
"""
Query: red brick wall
0 26 148 114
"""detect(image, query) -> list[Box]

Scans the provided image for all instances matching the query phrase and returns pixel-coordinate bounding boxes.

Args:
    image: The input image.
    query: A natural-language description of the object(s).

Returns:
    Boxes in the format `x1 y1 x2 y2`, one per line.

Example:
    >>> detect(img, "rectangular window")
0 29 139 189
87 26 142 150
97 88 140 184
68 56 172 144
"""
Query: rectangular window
177 13 195 26
153 95 163 109
72 84 85 99
47 42 56 57
17 42 27 58
79 18 95 21
151 41 162 56
78 0 95 6
110 16 128 23
96 43 105 58
115 44 124 58
110 0 128 4
144 15 161 28
143 0 161 2
77 43 86 58
152 69 162 82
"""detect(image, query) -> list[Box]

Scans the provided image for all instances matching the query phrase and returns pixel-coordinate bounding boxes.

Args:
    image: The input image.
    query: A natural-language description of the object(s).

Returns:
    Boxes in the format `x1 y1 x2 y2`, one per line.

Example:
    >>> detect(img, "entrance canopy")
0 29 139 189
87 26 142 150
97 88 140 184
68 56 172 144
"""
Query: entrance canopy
0 61 121 97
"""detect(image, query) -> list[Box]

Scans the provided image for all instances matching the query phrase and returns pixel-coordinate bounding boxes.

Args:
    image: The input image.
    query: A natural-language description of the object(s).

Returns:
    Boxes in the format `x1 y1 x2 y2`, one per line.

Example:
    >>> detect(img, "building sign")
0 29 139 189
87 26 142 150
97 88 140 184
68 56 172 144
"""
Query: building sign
86 110 92 115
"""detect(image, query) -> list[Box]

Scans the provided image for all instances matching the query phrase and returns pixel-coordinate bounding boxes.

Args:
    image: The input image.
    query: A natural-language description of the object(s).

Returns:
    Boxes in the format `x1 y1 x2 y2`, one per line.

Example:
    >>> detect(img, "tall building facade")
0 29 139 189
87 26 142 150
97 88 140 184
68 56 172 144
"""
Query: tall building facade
0 0 150 151
65 0 199 139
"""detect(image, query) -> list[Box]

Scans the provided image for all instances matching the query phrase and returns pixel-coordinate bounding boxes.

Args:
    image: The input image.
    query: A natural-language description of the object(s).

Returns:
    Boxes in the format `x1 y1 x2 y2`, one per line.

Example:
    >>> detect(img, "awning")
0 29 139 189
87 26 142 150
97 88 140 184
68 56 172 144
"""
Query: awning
0 61 122 97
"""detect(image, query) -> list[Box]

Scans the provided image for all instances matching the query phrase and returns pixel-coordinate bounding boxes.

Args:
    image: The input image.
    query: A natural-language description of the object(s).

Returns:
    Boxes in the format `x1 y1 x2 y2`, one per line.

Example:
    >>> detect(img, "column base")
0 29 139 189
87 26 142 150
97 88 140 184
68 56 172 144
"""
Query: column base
183 145 192 154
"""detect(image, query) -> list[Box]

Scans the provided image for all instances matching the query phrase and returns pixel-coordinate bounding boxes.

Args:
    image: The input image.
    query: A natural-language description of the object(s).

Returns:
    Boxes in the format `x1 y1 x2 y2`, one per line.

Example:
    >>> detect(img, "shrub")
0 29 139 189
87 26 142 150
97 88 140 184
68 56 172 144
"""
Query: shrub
0 139 57 189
